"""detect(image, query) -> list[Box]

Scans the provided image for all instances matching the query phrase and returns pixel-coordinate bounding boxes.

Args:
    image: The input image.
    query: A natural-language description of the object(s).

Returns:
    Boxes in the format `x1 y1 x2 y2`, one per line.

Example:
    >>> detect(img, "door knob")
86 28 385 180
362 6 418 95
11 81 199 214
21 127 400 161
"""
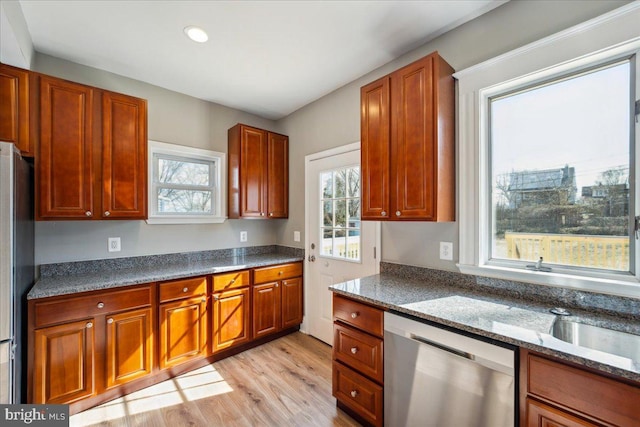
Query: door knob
308 255 316 262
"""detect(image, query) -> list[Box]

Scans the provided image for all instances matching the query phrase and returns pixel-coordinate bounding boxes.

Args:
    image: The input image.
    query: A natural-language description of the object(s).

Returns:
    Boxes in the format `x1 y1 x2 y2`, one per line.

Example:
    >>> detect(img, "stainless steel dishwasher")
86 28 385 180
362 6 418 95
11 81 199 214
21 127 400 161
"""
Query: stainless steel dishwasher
384 312 516 427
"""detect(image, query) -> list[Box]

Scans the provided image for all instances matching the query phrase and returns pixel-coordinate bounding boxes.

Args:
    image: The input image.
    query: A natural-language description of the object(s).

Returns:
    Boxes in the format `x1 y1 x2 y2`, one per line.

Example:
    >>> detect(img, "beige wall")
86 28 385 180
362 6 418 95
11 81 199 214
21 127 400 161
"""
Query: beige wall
32 54 283 264
276 0 629 271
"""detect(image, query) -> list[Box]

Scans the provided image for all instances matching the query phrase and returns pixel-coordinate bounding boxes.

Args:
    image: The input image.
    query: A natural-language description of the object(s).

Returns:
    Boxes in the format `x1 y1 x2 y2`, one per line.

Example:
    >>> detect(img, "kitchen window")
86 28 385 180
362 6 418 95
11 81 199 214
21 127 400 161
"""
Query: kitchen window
147 140 226 224
456 4 640 298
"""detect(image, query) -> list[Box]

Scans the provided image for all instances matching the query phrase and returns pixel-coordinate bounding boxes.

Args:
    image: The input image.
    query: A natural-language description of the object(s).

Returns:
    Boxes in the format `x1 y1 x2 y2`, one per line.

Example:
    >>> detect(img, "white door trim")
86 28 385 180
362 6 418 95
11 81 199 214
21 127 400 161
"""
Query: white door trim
301 142 381 335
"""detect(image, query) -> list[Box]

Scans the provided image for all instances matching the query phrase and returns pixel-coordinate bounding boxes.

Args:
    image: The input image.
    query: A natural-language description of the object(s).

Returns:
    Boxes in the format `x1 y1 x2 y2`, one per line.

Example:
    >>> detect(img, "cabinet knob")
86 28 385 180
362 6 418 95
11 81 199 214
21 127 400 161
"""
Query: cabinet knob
201 298 206 303
183 287 189 293
275 283 279 288
213 295 220 301
350 347 358 354
278 271 283 275
350 312 359 319
381 211 387 216
230 279 236 284
86 322 93 329
396 211 401 216
260 212 265 216
107 318 114 324
350 390 358 398
269 212 273 217
85 211 92 217
97 302 105 309
104 211 110 217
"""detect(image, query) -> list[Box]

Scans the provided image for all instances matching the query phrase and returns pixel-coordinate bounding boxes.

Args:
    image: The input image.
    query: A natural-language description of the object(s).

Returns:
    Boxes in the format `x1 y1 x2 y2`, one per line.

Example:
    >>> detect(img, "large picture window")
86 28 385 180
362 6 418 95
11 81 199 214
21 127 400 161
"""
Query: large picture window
489 60 633 273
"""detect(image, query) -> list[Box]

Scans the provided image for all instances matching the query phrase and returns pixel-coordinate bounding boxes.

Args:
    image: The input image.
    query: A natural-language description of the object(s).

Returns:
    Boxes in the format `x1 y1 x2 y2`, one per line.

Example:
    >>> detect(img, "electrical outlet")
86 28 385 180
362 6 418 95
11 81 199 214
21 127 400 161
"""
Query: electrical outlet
108 237 121 252
240 231 248 242
294 231 301 242
439 241 453 261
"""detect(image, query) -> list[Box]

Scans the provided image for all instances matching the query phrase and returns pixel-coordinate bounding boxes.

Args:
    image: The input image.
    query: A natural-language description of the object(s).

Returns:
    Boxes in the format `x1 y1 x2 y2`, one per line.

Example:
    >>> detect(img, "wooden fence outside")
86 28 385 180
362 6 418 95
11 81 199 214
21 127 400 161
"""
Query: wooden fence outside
504 232 629 271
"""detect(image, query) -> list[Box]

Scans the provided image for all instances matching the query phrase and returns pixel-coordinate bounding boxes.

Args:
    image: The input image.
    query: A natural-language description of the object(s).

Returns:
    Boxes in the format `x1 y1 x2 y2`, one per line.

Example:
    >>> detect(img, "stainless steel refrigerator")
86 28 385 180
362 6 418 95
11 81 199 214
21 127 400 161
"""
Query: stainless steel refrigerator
0 141 34 404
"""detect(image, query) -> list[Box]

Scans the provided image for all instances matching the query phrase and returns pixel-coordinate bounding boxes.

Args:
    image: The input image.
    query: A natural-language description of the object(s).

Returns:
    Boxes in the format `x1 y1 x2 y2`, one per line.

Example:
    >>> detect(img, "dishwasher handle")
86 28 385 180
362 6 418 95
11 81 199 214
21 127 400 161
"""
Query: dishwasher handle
410 334 476 361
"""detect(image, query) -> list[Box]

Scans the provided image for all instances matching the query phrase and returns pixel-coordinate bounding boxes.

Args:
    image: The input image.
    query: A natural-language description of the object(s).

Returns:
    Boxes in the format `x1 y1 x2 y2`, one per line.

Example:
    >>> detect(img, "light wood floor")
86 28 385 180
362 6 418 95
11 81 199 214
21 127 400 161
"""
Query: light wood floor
70 332 360 427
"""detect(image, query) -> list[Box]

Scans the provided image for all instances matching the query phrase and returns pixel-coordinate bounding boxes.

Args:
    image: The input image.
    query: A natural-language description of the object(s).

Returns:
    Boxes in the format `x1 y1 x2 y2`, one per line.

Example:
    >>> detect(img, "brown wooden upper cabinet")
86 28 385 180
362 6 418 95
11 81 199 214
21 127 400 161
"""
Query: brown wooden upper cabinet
0 63 37 156
228 123 288 219
361 51 455 221
37 74 147 220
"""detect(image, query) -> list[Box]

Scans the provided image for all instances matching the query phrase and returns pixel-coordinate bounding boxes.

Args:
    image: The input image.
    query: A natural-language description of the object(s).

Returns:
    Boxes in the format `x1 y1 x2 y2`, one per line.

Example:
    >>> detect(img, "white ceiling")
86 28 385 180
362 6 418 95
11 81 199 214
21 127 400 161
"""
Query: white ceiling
18 0 505 120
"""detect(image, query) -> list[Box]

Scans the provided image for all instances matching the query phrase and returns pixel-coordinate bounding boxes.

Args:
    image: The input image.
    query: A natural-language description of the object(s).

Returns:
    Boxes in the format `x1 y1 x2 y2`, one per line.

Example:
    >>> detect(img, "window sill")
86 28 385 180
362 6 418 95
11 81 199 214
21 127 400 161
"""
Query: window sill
457 263 640 299
146 216 226 225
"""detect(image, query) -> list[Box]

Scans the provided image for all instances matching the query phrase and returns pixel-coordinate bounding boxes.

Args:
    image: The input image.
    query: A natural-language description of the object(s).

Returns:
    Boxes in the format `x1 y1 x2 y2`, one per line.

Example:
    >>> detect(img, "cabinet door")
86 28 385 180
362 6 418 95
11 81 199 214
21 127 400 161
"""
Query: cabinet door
38 76 94 219
391 55 435 220
105 307 153 388
266 132 288 218
102 91 147 219
281 277 302 329
240 125 267 217
361 76 390 220
252 282 281 338
526 398 601 427
159 298 207 369
212 288 251 352
0 64 33 155
33 319 95 404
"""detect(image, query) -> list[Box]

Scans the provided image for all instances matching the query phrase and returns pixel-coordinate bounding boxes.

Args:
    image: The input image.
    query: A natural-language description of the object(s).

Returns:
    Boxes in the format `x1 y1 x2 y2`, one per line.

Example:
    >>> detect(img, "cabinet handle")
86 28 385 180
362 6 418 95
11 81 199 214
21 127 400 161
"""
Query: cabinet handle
275 283 279 288
260 212 265 216
107 318 114 324
201 298 206 303
183 287 189 293
86 322 93 329
104 211 110 217
213 295 220 301
97 302 104 309
350 390 358 398
269 212 273 217
381 211 387 216
85 211 92 217
278 271 283 275
350 312 359 319
230 279 235 284
396 211 401 217
350 347 358 354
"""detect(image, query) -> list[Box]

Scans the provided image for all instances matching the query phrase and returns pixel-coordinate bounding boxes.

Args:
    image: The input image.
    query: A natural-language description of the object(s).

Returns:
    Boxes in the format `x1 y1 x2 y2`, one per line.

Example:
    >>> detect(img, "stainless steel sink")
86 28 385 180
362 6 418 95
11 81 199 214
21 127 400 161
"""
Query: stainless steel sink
550 318 640 361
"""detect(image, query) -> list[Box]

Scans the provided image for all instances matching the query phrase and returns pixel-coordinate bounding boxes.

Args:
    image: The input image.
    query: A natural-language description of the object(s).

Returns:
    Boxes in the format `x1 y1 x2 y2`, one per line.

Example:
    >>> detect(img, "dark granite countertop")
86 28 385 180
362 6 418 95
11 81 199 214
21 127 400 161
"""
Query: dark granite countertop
29 252 303 300
330 272 640 383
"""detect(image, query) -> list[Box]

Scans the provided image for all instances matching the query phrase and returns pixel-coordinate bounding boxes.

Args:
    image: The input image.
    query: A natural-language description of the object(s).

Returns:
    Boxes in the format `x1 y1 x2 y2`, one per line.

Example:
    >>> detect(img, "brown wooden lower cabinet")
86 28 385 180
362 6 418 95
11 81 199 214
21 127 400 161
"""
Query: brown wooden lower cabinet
29 262 304 413
105 307 153 388
33 318 96 404
520 349 640 427
212 287 251 352
159 297 208 369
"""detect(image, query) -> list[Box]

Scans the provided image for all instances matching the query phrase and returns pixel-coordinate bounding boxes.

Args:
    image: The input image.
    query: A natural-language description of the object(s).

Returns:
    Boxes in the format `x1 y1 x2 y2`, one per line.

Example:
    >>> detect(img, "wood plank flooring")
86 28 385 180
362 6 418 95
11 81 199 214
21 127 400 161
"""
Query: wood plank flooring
70 332 361 427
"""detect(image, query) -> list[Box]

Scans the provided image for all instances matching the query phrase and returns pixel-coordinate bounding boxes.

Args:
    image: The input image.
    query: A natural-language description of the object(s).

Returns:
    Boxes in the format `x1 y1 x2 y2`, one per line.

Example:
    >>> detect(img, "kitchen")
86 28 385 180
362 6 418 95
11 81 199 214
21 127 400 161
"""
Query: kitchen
1 1 639 426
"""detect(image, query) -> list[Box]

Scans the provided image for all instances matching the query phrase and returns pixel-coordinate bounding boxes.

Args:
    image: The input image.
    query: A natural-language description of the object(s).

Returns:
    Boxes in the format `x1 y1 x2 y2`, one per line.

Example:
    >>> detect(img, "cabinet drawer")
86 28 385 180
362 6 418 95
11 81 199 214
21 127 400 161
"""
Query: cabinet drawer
333 361 383 427
159 276 207 303
34 285 153 328
333 294 383 338
212 270 250 292
254 263 302 284
333 323 383 383
526 398 601 427
527 353 640 427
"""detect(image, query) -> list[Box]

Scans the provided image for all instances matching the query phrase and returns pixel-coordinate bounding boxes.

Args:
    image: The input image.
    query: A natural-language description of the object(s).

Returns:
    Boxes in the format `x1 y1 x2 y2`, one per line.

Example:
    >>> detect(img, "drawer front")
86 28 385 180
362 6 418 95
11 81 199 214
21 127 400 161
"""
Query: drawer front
333 294 383 337
527 353 640 427
212 270 250 292
254 262 302 284
333 323 383 383
159 276 207 303
333 361 383 427
526 398 601 427
34 284 153 328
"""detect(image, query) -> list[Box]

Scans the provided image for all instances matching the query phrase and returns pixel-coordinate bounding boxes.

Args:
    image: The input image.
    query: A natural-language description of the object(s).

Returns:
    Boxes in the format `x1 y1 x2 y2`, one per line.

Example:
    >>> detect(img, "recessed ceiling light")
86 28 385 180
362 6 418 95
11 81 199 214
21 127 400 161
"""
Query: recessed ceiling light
184 26 208 43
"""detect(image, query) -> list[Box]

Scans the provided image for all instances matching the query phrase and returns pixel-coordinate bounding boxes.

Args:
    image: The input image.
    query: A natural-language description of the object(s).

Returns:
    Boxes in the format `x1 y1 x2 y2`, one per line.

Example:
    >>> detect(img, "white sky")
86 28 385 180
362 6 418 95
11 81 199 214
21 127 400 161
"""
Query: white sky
491 61 631 197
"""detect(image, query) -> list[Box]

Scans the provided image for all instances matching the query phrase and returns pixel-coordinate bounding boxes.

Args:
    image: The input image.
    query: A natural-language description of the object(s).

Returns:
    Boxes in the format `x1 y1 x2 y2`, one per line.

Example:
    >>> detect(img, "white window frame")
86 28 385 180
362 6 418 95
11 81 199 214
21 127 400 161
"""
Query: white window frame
456 3 640 299
147 140 226 224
